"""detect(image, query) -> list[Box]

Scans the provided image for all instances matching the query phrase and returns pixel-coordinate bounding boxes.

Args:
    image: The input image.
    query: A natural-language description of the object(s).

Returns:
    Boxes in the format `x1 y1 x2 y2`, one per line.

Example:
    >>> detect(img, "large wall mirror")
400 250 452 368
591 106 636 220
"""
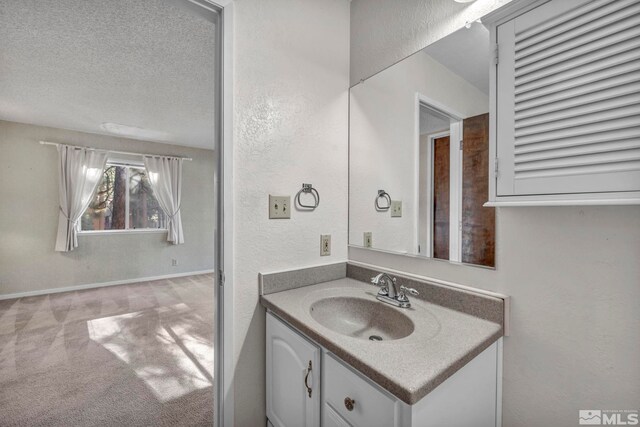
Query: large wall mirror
349 21 496 268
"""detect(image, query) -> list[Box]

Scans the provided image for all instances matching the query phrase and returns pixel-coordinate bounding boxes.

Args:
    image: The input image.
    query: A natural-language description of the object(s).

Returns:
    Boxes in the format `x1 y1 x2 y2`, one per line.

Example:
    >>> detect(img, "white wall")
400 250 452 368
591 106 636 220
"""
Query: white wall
349 1 640 425
0 120 215 297
349 52 488 253
350 0 514 86
231 0 350 425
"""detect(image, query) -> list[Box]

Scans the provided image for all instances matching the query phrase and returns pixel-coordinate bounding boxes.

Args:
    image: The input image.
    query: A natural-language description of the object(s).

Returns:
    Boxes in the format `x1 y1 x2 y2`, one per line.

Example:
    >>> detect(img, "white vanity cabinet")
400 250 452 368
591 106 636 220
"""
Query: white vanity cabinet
266 312 501 427
487 0 640 205
266 312 321 427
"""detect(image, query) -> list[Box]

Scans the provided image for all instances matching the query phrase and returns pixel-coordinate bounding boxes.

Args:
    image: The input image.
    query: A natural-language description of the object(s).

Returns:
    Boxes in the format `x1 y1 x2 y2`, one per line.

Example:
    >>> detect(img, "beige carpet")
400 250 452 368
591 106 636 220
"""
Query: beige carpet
0 274 215 426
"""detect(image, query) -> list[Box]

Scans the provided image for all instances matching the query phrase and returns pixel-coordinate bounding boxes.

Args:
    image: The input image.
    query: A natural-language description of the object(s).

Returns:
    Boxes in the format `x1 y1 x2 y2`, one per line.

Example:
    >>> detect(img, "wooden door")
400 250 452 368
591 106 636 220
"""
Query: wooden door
433 135 450 260
462 113 495 267
266 313 321 427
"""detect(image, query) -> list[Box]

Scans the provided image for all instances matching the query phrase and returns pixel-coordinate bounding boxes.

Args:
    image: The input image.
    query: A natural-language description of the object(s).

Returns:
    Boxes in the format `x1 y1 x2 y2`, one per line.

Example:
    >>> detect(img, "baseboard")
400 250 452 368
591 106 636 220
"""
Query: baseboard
0 269 215 301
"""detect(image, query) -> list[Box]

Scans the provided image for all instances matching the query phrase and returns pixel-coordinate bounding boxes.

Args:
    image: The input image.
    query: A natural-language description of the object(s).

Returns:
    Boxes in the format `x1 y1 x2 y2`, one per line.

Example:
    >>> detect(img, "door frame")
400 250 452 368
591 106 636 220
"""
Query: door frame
194 1 234 426
414 93 464 262
217 2 235 427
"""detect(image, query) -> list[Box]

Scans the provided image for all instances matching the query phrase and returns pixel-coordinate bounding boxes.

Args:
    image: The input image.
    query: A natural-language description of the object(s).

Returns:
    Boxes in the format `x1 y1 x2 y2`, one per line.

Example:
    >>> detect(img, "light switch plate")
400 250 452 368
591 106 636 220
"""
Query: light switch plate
320 234 331 256
390 200 402 217
269 195 291 219
363 232 372 248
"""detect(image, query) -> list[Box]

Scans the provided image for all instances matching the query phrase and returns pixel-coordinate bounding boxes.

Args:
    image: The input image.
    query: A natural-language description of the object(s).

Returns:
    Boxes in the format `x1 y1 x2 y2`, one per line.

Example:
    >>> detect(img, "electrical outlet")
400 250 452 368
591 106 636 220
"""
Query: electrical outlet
171 258 178 266
269 195 291 219
363 232 372 248
320 234 331 256
390 200 402 217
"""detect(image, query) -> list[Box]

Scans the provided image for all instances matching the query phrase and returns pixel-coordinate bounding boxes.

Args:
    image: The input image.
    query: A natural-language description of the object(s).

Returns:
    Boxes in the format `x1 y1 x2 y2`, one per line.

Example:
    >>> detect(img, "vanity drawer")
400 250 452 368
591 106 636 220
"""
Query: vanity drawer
323 353 398 427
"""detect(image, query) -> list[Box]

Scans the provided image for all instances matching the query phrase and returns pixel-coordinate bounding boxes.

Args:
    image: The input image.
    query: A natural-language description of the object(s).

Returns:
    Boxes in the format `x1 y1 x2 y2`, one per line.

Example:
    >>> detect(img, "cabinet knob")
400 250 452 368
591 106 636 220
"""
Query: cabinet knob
344 397 356 411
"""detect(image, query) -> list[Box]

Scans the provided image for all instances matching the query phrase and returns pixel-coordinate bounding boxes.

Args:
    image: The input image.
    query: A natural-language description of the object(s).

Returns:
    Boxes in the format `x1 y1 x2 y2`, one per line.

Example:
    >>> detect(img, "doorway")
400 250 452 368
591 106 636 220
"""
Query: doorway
0 1 225 425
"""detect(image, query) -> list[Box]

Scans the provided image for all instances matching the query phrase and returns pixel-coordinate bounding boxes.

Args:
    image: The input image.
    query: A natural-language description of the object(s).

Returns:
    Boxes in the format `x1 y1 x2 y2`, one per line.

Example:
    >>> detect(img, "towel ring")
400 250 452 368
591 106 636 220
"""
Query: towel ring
296 183 320 209
375 190 391 211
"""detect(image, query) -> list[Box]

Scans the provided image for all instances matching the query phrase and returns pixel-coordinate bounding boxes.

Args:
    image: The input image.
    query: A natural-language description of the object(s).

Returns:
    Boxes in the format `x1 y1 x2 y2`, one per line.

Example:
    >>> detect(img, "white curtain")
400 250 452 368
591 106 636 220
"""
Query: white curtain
143 156 185 245
55 145 108 252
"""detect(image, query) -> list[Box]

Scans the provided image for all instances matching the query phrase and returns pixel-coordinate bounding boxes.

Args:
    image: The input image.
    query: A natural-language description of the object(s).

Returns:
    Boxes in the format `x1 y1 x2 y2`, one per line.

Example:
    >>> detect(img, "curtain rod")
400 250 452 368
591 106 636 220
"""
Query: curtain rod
38 141 193 161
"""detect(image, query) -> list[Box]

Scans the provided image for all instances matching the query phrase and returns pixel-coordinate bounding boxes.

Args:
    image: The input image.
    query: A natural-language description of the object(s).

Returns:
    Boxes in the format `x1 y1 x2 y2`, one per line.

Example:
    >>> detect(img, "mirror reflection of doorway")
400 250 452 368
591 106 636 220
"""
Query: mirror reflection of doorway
417 102 460 260
418 102 495 267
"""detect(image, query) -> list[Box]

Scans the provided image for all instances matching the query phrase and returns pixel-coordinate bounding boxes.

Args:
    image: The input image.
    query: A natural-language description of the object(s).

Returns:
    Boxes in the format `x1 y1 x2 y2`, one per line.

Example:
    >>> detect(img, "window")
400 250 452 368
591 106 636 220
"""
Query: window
80 163 166 231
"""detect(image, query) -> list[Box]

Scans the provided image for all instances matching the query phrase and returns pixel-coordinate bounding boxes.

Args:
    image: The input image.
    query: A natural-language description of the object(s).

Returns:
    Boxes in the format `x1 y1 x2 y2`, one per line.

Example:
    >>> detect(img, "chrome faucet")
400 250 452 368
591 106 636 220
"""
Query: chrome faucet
371 273 419 308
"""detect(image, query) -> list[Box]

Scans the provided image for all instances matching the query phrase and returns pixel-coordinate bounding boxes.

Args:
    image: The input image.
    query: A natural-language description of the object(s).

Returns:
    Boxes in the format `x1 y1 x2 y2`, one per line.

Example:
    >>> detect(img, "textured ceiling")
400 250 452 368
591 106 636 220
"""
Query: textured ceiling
0 0 217 149
423 22 490 95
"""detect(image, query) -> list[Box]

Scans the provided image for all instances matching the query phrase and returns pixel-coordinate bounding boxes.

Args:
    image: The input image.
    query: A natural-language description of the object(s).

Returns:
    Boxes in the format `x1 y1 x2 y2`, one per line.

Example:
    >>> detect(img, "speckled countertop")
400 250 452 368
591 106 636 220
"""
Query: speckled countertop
260 277 503 405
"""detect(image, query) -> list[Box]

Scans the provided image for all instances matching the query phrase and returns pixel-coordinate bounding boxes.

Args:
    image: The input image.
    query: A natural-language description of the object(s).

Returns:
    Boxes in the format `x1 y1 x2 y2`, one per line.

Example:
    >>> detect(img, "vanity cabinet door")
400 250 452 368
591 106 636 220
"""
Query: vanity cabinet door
266 313 321 427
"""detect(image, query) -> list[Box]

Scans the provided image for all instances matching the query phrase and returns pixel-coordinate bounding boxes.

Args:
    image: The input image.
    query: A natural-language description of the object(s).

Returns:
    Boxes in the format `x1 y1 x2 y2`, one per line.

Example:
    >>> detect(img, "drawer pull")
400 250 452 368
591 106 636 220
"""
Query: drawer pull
344 397 356 411
304 361 313 398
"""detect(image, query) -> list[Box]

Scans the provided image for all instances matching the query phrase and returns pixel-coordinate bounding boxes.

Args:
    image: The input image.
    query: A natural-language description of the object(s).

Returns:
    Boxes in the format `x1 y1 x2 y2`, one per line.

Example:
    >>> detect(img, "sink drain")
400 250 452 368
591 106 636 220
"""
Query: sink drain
369 335 383 341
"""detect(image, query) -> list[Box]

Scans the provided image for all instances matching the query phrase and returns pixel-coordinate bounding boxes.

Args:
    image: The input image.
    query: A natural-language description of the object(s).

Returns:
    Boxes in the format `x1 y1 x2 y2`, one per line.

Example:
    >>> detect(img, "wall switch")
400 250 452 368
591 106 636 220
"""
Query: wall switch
171 258 178 266
269 195 291 219
363 232 372 248
390 200 402 217
320 234 331 256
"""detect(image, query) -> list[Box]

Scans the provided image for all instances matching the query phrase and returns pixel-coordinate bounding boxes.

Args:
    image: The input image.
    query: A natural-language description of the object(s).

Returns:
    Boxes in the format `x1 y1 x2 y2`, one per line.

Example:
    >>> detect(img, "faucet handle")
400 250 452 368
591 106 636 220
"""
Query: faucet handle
400 285 419 296
371 274 391 296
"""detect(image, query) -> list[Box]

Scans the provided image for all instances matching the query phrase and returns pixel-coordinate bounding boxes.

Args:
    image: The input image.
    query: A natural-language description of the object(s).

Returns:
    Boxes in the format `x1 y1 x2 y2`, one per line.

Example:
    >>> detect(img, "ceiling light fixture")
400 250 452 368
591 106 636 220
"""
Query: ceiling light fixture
100 122 173 142
465 18 483 28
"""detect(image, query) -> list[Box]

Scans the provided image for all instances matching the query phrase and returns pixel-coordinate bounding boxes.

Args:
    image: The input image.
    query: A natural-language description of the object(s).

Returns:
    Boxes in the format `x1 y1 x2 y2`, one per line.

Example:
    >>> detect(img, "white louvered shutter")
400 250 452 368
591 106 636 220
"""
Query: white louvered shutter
496 0 640 197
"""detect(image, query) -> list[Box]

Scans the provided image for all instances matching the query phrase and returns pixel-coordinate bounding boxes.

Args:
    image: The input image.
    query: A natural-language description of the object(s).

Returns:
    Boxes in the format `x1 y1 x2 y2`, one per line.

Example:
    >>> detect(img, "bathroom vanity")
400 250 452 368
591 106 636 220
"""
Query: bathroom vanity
260 267 506 427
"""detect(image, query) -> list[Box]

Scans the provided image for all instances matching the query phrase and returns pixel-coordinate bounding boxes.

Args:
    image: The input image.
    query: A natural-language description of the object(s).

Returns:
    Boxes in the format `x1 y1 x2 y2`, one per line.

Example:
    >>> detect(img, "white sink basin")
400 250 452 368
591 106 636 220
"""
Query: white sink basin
309 296 415 341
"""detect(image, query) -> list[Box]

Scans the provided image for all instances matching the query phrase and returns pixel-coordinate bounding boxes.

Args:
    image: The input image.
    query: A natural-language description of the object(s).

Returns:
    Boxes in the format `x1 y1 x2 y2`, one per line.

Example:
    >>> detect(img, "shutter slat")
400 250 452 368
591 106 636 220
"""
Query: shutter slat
515 0 638 56
515 140 640 164
514 39 639 88
515 58 640 101
515 127 640 154
514 104 640 137
515 149 640 172
515 0 630 48
515 73 640 111
514 160 640 180
515 32 640 82
515 80 640 121
516 3 640 68
516 46 640 89
515 116 640 147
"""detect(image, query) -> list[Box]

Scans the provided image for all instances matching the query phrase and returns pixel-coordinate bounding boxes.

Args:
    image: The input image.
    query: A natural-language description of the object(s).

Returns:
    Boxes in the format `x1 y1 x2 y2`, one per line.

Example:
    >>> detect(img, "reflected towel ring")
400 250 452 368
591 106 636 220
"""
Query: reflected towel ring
375 190 391 211
296 183 320 209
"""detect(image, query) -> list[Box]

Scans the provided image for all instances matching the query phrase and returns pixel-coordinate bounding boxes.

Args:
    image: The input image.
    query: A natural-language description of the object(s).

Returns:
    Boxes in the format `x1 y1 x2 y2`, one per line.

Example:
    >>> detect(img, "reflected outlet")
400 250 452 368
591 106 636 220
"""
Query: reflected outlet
363 232 372 248
320 235 331 256
390 200 402 217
